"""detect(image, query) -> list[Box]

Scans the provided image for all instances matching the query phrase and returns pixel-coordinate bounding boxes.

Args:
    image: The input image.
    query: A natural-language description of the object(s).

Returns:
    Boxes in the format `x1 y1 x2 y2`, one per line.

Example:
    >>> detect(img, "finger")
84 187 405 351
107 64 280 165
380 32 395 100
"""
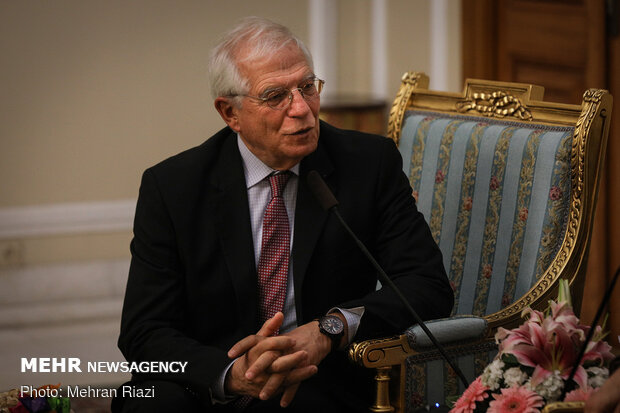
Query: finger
245 337 297 379
258 372 286 400
245 350 280 380
257 312 284 337
283 365 318 386
228 335 260 358
229 333 294 359
269 350 308 373
250 335 296 355
280 383 300 408
226 355 266 398
245 340 301 379
247 350 307 381
228 313 287 358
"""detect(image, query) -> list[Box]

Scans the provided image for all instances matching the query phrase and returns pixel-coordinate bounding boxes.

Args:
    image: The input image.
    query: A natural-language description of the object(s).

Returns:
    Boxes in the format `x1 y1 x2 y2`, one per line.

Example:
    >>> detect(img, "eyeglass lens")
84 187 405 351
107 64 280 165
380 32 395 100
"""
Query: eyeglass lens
266 79 324 109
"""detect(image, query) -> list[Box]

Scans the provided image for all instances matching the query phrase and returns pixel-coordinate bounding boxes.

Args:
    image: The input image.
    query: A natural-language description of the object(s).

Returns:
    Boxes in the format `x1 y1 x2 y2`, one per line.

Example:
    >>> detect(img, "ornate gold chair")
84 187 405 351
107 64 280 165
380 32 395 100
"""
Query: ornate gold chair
349 72 612 413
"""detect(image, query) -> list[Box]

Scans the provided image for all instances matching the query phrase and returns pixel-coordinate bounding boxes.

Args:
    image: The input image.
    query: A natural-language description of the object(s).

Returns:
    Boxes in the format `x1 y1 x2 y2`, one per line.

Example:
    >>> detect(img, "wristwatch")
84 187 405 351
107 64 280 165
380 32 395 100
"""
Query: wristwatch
316 315 345 351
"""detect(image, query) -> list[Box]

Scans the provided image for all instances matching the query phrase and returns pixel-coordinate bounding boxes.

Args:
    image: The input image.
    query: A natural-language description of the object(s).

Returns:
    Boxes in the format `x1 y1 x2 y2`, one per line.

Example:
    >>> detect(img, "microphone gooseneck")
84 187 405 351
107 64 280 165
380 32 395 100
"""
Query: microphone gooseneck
306 170 469 388
306 170 339 210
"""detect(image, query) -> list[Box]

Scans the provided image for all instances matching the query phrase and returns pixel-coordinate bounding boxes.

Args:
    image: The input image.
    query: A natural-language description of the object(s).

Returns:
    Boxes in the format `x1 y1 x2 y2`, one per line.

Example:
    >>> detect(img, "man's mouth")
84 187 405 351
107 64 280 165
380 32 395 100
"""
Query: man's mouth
290 126 314 135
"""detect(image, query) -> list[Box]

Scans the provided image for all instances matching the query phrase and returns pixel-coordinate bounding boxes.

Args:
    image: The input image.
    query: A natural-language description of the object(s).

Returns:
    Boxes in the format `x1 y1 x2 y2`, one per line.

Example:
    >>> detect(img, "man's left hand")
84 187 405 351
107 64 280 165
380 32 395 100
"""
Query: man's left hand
282 314 346 366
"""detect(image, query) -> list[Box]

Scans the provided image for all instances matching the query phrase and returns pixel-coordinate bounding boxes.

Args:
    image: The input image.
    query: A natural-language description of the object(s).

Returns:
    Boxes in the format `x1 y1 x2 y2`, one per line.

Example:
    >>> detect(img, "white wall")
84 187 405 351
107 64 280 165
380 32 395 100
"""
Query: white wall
0 0 461 266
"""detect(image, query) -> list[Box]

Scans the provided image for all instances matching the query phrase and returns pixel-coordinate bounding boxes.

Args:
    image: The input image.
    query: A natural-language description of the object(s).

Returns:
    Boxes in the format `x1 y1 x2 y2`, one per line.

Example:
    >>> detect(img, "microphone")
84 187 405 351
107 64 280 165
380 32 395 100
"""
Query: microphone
306 170 469 388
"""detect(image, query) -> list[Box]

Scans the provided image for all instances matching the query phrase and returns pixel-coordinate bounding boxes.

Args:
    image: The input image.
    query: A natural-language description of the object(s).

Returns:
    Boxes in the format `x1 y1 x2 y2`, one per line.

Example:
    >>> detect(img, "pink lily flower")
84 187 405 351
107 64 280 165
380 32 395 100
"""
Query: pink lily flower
497 298 613 392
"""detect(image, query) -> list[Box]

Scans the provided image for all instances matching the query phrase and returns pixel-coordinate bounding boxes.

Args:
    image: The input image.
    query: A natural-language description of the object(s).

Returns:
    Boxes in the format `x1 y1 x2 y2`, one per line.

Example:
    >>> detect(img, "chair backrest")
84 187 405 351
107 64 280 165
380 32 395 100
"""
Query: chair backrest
390 72 611 330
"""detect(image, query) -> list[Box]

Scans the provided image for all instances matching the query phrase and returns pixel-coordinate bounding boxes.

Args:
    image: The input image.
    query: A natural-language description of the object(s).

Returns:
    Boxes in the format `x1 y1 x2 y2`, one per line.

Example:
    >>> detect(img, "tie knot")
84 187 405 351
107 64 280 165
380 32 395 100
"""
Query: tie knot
268 172 291 198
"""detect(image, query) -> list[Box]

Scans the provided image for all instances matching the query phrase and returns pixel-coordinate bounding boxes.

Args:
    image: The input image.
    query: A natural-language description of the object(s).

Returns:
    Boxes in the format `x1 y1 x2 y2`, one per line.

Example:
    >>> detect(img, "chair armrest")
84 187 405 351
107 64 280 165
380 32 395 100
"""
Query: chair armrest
349 316 490 368
541 402 585 413
349 335 412 369
348 316 495 413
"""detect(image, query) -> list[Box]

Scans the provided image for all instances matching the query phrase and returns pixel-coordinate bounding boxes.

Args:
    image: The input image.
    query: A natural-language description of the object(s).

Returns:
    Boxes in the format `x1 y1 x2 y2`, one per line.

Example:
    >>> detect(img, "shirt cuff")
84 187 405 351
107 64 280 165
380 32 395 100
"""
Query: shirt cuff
329 306 365 344
211 359 237 404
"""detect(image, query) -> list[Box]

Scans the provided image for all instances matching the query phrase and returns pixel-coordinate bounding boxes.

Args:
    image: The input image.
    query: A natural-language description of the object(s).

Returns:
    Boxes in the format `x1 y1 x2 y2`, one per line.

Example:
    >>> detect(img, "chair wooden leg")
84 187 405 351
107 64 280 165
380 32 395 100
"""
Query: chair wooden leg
371 366 394 413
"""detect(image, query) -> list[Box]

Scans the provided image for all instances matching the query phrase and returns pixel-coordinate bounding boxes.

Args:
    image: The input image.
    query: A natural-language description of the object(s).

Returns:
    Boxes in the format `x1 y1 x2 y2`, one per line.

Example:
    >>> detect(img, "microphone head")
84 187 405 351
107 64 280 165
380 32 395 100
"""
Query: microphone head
307 170 339 211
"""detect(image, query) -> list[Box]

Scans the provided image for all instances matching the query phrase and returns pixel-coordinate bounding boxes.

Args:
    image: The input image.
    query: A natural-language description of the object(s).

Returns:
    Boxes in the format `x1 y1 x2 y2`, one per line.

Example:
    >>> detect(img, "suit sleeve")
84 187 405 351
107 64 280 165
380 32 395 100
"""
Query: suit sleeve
339 138 454 341
118 169 228 403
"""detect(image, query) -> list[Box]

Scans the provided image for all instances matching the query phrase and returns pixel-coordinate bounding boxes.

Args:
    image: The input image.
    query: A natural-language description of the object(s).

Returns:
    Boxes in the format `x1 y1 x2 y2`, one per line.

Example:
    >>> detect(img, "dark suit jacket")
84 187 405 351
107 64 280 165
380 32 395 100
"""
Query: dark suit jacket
118 121 453 407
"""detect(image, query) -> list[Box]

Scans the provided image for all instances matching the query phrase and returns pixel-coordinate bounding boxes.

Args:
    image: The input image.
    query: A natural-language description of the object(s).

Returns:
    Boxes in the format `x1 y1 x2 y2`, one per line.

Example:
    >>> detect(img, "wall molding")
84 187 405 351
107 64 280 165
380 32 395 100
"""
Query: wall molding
0 199 135 239
309 0 338 92
430 0 450 91
371 0 388 99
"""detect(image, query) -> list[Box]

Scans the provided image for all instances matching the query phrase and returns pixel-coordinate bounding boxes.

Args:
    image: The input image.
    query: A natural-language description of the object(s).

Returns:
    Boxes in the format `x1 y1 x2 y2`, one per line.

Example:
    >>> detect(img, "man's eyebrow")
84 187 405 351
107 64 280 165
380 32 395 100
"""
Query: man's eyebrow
259 74 316 95
260 85 287 96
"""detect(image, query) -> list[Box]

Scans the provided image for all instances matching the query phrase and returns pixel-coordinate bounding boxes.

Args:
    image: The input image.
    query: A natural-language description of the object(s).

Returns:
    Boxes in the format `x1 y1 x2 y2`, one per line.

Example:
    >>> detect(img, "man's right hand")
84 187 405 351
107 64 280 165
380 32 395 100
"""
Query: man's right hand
224 313 318 404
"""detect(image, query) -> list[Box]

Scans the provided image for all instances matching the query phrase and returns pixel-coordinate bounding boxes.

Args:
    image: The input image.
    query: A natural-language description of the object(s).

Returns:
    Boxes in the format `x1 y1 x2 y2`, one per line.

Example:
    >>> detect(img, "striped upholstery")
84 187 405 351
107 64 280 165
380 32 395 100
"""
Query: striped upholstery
400 111 573 316
399 111 574 410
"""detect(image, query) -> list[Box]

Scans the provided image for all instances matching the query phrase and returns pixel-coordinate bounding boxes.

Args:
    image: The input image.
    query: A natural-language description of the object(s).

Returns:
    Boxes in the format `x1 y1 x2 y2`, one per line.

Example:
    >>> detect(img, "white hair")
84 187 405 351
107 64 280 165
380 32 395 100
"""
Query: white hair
208 16 314 102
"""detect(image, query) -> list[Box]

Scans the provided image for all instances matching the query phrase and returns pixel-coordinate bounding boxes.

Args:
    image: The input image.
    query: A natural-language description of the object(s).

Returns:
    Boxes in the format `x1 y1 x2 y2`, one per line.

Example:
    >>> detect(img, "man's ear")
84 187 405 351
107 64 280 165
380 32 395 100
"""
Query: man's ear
214 97 241 133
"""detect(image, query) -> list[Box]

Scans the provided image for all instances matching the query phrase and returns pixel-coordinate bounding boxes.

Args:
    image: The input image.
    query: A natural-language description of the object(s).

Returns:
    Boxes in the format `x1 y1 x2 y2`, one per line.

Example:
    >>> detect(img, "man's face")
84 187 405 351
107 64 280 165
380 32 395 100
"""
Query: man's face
226 45 320 170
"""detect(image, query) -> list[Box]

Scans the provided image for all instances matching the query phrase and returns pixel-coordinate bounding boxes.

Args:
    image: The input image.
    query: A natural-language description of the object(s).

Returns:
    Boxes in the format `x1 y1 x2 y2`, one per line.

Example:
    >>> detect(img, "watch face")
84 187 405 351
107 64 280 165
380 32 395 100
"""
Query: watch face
321 315 344 335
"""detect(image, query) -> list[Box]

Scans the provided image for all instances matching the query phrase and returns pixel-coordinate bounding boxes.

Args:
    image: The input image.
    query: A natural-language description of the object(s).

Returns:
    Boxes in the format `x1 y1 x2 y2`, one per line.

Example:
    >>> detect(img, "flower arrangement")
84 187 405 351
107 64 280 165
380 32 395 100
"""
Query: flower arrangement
0 384 70 413
451 280 615 413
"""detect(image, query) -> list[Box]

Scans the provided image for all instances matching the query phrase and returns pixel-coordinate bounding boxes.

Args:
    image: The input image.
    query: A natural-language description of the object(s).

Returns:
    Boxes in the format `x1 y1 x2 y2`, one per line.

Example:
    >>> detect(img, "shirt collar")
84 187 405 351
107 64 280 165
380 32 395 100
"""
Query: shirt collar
237 134 300 189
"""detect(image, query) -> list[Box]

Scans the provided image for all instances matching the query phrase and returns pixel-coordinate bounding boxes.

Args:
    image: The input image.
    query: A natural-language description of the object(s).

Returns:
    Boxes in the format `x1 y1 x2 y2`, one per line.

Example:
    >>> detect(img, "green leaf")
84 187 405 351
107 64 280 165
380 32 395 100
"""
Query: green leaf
557 279 572 306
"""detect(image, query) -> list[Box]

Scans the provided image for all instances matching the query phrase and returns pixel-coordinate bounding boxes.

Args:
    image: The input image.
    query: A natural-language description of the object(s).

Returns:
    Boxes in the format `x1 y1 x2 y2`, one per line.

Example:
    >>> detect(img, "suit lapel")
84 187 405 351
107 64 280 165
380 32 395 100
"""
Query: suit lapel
211 132 259 334
293 137 335 320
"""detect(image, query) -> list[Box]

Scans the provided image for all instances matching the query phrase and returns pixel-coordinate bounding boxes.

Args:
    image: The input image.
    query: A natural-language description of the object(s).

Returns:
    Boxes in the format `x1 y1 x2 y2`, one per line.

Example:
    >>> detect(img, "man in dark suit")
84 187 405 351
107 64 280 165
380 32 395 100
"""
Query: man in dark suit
115 17 453 412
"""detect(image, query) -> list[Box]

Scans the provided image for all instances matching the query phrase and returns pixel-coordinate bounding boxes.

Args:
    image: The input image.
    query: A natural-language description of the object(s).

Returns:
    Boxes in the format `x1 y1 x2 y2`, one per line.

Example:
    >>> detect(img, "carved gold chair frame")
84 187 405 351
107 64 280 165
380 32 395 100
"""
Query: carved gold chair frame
348 72 612 413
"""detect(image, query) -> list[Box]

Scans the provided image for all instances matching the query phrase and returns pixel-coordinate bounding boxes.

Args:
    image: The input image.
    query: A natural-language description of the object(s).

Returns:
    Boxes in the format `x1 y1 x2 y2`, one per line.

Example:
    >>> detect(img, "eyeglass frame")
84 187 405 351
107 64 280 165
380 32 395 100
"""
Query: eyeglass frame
229 77 325 110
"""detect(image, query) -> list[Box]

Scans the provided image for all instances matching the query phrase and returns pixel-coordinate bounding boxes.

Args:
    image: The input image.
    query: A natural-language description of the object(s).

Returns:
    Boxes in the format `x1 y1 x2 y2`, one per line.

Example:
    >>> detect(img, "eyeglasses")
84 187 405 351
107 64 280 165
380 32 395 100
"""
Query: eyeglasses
233 77 325 110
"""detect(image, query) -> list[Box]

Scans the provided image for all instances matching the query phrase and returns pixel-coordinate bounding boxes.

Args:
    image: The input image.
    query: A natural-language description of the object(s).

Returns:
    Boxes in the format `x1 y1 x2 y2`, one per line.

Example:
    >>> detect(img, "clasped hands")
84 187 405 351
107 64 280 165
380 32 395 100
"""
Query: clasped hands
224 312 338 408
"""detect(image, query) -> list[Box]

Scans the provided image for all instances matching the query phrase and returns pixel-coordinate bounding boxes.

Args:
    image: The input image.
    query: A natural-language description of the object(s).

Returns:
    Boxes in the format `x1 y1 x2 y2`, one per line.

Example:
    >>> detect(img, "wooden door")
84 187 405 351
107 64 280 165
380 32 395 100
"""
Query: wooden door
463 0 606 100
462 0 620 353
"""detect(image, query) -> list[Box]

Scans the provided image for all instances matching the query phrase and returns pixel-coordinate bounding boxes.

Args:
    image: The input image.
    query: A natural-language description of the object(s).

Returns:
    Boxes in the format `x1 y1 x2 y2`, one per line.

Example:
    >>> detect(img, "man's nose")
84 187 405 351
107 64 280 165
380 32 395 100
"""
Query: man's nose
286 89 311 115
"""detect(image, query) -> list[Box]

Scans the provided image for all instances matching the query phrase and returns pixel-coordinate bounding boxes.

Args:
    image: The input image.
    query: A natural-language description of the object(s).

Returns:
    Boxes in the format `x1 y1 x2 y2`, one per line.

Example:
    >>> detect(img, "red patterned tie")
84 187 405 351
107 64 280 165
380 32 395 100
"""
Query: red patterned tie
233 173 292 411
257 172 291 333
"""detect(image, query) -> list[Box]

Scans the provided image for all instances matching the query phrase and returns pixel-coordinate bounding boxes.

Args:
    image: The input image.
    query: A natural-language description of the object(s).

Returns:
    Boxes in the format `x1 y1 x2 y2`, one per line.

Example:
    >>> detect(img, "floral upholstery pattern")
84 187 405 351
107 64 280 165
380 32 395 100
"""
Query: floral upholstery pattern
398 111 574 410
